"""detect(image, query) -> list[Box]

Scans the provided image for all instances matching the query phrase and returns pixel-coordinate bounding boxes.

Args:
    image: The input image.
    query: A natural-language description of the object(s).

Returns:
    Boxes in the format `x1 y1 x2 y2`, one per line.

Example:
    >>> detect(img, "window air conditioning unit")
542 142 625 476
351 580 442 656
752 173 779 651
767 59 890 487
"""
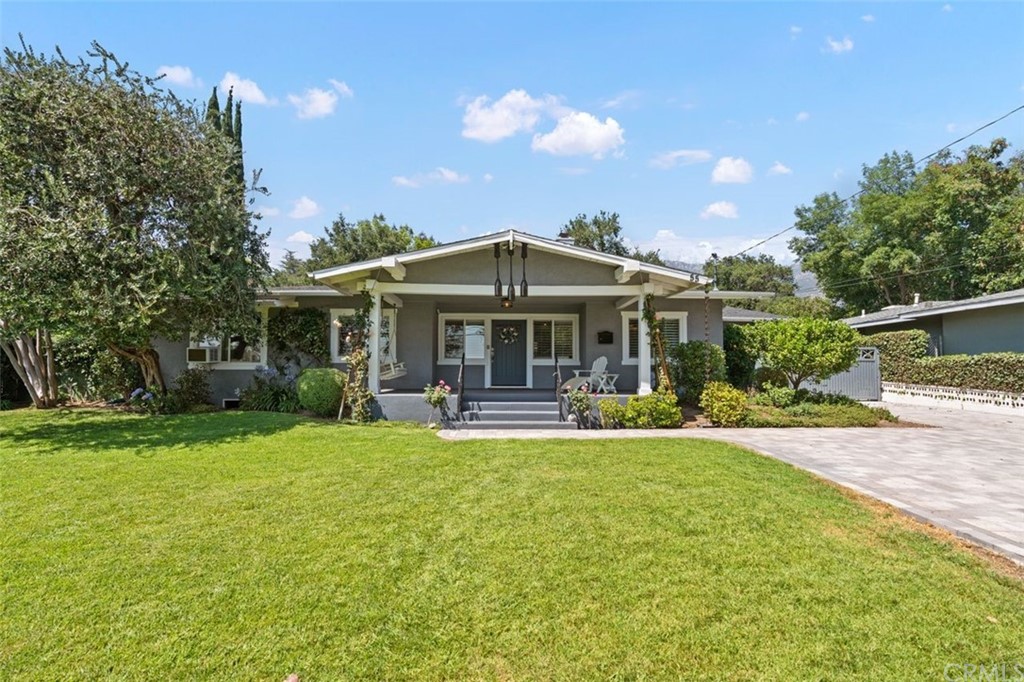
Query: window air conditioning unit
186 347 219 363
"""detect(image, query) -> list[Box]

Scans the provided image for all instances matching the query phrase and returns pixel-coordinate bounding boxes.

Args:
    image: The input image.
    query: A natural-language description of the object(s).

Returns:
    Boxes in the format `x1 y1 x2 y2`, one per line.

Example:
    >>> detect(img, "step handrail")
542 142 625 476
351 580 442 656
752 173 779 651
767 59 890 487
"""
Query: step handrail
456 353 465 421
554 354 564 422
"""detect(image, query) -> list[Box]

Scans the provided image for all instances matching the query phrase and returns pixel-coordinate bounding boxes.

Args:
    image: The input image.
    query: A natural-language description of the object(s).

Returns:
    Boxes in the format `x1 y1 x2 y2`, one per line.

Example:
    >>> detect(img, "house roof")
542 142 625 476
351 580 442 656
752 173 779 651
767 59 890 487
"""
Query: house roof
722 306 783 323
308 229 712 290
844 287 1024 329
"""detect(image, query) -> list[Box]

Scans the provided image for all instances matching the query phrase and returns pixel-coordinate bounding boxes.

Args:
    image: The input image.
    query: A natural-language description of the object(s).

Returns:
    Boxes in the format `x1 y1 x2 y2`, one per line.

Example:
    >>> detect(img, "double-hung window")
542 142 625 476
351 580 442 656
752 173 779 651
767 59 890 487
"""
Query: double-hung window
622 312 687 364
188 311 267 369
440 318 486 362
531 318 577 363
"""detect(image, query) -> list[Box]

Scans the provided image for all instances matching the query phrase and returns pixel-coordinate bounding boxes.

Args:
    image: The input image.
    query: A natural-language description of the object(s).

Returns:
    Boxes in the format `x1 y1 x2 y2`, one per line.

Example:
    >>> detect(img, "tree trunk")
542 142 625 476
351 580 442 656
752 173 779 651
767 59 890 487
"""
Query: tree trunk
108 343 166 393
0 325 60 408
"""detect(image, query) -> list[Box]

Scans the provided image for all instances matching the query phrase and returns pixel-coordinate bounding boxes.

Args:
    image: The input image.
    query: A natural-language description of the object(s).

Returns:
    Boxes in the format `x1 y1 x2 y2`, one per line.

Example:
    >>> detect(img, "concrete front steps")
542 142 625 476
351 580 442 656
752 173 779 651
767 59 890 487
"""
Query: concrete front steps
458 399 578 431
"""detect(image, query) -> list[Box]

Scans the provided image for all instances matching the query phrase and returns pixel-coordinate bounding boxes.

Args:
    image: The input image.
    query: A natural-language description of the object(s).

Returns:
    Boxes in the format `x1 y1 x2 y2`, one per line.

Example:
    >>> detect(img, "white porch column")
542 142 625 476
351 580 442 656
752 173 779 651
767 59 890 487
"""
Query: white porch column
368 289 381 394
638 284 654 395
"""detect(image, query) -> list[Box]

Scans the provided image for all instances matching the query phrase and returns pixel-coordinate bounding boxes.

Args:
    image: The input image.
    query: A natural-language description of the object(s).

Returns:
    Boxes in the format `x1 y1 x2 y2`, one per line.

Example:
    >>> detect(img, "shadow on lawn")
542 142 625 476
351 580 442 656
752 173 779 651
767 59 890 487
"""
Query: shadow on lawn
1 408 311 457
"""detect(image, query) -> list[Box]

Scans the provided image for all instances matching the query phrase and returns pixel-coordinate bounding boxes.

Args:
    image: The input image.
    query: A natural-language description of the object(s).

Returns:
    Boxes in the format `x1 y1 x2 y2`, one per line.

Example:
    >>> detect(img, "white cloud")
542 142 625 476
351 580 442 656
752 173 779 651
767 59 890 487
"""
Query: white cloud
288 196 320 219
790 25 802 39
531 112 625 158
256 205 281 217
700 201 739 220
392 166 470 188
483 173 494 183
711 156 753 184
288 88 338 119
461 89 562 142
824 36 854 54
861 14 875 22
220 72 273 105
156 65 201 88
649 149 713 170
796 111 811 122
768 161 792 176
328 78 354 98
601 90 641 109
637 230 795 264
286 230 315 244
942 3 953 11
766 117 779 126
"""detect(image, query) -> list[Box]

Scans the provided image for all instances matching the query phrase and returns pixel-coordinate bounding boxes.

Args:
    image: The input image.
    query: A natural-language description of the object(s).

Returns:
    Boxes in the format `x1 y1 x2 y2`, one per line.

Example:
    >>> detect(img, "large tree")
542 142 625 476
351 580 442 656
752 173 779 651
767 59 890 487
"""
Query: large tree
0 40 268 401
704 254 796 296
269 250 311 286
789 139 1024 314
560 211 664 265
305 213 437 271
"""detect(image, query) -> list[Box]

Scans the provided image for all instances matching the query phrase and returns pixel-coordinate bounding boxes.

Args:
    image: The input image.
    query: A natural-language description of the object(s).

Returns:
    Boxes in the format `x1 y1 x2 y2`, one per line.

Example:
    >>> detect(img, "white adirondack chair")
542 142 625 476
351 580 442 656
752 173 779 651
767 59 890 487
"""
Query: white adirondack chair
573 356 619 393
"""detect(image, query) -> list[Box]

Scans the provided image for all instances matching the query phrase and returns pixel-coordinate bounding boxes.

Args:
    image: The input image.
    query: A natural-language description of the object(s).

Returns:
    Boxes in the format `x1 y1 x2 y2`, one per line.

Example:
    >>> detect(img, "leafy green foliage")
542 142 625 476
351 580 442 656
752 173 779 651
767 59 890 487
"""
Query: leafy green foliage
699 381 748 427
267 308 330 367
422 381 451 409
306 213 437 271
53 338 142 402
862 329 931 376
748 296 842 320
862 329 1024 392
743 403 897 428
751 382 798 408
746 318 861 389
723 325 757 389
268 249 311 286
705 254 795 296
566 388 594 426
169 367 213 410
789 139 1024 314
0 40 268 391
239 367 300 413
296 368 347 417
622 388 682 428
669 340 727 405
598 398 626 429
561 211 663 264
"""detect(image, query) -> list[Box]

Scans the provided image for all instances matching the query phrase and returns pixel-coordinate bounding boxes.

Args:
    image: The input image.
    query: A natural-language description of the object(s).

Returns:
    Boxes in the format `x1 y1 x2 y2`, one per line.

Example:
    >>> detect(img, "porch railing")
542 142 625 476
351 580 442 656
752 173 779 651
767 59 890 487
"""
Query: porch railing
554 354 564 422
456 353 465 421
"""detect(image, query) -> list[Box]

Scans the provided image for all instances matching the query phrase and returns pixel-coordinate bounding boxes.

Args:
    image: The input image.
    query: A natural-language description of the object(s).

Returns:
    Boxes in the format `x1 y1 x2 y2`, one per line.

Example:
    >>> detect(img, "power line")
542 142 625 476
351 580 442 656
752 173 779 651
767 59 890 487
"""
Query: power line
728 103 1024 260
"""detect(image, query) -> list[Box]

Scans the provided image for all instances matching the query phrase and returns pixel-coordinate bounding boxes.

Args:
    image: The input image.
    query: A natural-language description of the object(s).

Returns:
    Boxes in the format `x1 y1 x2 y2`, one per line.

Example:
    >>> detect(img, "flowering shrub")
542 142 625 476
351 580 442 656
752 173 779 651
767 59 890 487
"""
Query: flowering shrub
239 366 301 413
598 398 626 428
622 387 682 428
566 388 594 427
423 380 451 408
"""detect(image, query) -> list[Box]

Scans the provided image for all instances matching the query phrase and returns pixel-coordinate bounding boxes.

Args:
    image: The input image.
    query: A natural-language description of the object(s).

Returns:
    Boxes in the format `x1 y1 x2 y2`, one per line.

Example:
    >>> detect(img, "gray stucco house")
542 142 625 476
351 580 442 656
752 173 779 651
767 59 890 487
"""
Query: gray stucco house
844 288 1024 356
156 230 764 420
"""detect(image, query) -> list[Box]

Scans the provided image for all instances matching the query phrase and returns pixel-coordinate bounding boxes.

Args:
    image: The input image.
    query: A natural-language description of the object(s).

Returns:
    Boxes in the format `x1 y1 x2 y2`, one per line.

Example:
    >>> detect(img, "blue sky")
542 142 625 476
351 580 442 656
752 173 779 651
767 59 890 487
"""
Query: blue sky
5 2 1023 267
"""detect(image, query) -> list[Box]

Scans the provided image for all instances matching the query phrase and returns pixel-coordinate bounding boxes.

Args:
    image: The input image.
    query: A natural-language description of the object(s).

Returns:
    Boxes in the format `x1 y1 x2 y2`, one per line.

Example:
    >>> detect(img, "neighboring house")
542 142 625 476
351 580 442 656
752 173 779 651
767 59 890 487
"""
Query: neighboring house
843 288 1024 356
722 306 783 325
156 230 769 418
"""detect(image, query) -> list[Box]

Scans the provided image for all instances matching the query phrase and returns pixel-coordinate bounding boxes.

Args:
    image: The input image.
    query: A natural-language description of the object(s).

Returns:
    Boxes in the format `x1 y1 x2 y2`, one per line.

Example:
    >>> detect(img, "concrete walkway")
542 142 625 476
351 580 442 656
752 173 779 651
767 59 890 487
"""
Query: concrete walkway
440 403 1024 564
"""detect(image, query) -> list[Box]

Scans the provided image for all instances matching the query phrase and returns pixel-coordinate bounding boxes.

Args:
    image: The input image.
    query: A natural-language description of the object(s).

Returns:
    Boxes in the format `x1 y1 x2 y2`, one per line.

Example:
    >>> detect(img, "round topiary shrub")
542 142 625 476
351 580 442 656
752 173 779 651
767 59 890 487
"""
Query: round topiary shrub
296 368 347 417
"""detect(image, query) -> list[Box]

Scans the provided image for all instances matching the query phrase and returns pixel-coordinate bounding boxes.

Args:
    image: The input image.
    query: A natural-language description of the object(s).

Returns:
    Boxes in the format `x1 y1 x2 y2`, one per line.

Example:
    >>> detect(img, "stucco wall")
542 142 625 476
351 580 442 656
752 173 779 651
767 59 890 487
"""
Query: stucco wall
942 304 1024 355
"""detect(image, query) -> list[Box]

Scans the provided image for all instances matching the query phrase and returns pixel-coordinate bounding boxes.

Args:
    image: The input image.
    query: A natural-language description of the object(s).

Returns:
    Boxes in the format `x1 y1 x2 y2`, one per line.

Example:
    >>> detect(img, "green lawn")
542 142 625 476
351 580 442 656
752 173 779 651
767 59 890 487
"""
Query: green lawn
1 410 1021 680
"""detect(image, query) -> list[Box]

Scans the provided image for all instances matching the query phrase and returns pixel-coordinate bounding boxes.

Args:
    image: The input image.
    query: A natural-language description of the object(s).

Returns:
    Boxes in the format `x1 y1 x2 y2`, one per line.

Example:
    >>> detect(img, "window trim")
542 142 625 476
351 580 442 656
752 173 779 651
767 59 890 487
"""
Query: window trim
621 311 687 366
330 307 398 364
188 309 269 371
436 313 581 367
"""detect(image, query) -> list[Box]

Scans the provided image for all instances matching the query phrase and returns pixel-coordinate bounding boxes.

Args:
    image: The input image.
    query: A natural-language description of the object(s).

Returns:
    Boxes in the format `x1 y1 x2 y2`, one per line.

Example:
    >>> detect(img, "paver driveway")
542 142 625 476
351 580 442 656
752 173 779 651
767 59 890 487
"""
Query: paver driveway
441 403 1024 564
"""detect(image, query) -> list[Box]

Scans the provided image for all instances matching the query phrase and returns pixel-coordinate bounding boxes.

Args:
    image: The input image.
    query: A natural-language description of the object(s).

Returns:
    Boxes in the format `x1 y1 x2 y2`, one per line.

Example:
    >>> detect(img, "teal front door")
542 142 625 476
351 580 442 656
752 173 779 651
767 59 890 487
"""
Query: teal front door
491 320 527 386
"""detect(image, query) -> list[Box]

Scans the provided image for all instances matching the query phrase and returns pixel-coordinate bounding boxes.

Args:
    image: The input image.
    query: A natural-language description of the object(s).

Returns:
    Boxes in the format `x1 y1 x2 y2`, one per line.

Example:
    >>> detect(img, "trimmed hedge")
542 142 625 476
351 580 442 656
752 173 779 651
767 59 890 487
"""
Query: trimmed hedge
723 325 757 389
863 330 1024 393
297 368 347 417
862 330 929 376
669 340 726 405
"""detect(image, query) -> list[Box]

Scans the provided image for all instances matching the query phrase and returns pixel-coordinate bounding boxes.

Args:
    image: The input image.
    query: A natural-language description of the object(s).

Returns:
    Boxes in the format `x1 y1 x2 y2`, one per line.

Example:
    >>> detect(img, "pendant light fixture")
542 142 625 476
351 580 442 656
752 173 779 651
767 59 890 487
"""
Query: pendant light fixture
493 243 502 297
506 243 516 305
520 243 529 297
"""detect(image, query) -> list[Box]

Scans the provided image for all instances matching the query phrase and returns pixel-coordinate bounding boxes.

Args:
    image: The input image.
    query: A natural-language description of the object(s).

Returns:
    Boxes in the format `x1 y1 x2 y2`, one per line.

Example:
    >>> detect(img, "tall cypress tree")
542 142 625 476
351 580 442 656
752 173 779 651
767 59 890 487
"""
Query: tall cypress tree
205 86 221 131
222 87 234 141
233 100 244 187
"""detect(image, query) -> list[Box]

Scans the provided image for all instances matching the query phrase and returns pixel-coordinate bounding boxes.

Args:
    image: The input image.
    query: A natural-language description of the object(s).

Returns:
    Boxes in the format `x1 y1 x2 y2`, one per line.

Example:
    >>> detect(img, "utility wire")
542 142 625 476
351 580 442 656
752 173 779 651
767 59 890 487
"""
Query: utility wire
727 103 1024 260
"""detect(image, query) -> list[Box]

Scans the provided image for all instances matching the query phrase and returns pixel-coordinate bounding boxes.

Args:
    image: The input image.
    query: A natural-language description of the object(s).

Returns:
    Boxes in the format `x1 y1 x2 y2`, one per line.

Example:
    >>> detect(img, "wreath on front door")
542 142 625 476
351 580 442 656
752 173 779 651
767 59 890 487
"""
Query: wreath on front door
498 325 519 345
